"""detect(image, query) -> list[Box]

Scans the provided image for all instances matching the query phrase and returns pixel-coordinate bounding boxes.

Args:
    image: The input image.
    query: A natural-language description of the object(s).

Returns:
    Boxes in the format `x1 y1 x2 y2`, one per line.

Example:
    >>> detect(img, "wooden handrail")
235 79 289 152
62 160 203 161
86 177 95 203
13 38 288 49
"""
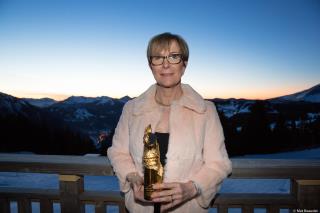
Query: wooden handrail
0 153 319 212
0 154 113 176
1 154 320 178
231 158 320 179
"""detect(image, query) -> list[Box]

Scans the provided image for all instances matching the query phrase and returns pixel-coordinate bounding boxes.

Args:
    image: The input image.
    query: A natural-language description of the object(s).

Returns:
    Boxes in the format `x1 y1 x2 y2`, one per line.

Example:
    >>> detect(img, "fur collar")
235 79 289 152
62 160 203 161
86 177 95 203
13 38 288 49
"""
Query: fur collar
132 84 207 115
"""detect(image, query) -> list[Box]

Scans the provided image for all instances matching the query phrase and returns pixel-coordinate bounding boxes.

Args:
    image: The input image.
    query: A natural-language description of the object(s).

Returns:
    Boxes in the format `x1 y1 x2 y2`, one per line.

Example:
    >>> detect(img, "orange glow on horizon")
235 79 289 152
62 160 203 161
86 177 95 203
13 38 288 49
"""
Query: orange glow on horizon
5 91 70 101
202 85 310 100
2 84 313 101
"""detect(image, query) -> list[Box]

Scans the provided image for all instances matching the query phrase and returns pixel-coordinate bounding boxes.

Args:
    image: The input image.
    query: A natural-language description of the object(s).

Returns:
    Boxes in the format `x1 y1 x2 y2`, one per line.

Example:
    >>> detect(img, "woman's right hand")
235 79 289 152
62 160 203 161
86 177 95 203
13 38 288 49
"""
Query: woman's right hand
126 172 149 203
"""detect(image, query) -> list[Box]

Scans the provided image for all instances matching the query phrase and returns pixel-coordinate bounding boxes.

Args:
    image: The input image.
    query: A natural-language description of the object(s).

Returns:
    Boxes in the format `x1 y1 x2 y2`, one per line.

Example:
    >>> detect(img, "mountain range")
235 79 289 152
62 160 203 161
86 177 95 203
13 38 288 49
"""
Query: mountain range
1 84 320 153
269 84 320 103
0 92 95 154
210 84 320 117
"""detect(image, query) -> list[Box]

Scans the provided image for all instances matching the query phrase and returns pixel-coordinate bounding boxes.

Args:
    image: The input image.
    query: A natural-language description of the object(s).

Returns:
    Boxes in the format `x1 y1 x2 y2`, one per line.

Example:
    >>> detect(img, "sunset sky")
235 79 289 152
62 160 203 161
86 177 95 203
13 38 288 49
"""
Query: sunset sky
0 0 319 100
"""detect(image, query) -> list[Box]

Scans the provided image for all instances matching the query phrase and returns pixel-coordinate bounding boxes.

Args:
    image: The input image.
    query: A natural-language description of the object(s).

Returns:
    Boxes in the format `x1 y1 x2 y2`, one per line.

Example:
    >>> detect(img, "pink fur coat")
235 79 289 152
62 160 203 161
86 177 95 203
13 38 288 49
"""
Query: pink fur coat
107 84 232 212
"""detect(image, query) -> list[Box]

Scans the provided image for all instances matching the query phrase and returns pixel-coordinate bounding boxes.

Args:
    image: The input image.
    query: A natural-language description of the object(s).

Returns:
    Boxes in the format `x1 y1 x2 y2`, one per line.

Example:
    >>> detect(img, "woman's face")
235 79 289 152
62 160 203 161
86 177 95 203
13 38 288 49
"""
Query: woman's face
150 40 187 88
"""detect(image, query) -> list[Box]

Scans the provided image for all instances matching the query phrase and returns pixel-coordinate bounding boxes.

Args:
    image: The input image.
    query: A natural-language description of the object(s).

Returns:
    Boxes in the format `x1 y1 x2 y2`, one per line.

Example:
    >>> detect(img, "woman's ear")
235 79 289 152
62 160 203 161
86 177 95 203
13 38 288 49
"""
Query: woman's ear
182 61 188 75
183 61 188 67
181 64 187 76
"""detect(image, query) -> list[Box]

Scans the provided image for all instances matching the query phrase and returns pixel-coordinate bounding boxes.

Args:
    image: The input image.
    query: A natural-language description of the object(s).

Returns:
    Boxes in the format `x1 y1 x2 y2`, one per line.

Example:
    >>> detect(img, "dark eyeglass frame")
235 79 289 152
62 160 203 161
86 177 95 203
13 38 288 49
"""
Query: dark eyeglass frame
149 53 184 66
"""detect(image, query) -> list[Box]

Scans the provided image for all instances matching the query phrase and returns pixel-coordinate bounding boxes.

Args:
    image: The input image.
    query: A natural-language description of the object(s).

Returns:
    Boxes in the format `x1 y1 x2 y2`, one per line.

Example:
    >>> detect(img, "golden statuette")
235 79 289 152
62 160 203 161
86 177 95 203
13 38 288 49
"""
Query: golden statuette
143 124 163 200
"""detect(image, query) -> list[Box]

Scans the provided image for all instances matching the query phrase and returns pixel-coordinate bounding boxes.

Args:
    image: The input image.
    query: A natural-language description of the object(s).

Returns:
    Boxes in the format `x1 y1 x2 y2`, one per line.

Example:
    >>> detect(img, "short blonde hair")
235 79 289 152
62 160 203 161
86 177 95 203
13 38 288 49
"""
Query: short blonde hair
147 32 189 65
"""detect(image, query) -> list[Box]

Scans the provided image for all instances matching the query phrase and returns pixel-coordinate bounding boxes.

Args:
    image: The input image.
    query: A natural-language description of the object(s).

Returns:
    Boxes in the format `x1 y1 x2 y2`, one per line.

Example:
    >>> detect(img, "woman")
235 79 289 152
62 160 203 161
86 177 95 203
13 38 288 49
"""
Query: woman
107 32 232 213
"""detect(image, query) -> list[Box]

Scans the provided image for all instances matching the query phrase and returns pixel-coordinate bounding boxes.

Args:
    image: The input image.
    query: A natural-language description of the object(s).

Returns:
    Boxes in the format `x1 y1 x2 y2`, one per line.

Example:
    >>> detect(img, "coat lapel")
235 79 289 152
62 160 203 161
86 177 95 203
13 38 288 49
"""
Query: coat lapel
132 83 207 115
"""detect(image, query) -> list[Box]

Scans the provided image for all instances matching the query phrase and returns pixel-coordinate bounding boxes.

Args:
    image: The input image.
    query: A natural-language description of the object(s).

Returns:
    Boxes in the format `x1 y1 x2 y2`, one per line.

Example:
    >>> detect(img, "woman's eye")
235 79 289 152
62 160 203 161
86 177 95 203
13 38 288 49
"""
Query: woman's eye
170 54 180 59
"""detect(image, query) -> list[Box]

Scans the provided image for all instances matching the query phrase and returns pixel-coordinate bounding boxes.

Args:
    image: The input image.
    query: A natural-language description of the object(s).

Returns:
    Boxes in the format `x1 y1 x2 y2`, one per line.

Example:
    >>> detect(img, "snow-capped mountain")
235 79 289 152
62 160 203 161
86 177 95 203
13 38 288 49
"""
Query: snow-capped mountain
32 95 132 147
211 83 320 118
270 84 320 103
22 98 57 108
0 92 39 118
17 94 132 144
61 96 114 105
0 92 96 154
48 96 131 142
3 83 319 145
1 85 319 155
57 95 132 106
213 99 255 118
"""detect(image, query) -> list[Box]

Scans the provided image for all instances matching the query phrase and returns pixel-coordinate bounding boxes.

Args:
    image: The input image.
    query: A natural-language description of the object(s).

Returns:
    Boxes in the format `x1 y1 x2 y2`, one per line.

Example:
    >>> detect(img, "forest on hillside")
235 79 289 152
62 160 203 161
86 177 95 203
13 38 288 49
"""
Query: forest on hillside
0 114 96 155
1 99 319 157
220 101 320 157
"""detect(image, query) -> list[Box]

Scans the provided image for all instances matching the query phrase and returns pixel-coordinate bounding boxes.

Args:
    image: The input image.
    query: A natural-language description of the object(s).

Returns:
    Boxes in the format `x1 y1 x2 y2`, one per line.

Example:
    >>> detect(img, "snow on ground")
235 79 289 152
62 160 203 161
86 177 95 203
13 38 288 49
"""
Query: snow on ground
74 108 94 120
2 147 320 213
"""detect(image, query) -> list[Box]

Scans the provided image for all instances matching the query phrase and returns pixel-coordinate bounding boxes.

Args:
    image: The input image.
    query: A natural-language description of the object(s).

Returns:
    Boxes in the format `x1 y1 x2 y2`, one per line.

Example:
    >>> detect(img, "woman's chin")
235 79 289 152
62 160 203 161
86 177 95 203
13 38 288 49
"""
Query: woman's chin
157 81 181 88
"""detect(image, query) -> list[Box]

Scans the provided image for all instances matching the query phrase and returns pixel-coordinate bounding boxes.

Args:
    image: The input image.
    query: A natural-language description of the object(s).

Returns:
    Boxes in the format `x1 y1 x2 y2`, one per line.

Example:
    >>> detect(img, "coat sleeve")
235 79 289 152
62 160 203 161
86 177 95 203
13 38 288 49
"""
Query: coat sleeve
190 102 232 208
107 101 137 193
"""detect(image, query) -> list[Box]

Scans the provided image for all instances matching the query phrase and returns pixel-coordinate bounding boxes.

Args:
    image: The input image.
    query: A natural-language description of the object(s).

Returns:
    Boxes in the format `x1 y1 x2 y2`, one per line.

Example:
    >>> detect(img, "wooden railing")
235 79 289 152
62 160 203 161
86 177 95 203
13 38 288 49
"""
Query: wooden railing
0 154 319 213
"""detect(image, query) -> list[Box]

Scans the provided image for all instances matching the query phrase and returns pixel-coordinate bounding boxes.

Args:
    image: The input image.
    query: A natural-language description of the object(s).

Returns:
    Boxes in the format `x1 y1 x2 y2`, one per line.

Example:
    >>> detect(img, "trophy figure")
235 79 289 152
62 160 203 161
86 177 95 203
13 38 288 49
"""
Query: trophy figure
143 124 163 200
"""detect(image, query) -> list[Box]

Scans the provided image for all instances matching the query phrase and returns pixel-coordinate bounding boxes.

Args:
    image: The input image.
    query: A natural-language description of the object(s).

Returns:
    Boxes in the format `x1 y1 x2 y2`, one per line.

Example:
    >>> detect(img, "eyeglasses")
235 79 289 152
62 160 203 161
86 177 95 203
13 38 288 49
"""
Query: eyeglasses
150 53 183 66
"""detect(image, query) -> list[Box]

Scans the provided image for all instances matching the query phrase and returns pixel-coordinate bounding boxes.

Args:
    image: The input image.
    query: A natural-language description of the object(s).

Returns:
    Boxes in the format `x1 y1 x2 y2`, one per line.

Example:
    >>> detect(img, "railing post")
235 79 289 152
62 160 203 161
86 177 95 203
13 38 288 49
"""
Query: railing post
292 179 320 209
0 198 10 213
59 175 84 213
218 205 228 213
18 198 32 213
40 198 53 213
242 205 254 213
95 202 106 213
267 205 279 213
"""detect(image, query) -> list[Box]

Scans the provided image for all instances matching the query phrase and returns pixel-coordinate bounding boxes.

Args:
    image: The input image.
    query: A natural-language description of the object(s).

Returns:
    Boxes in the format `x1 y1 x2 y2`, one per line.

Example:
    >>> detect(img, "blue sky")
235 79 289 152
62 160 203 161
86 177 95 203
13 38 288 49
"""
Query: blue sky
0 0 319 100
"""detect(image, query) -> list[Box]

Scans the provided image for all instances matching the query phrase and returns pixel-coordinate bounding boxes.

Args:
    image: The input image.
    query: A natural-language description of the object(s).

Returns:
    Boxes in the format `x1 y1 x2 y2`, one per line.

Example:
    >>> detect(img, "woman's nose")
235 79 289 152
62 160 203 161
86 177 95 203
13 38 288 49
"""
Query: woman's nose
162 58 170 68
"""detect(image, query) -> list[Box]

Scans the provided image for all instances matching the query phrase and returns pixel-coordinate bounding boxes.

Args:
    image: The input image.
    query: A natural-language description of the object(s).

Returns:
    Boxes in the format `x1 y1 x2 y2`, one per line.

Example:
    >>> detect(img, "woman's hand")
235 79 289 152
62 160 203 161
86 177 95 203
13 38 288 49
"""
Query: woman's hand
151 181 198 212
126 172 151 203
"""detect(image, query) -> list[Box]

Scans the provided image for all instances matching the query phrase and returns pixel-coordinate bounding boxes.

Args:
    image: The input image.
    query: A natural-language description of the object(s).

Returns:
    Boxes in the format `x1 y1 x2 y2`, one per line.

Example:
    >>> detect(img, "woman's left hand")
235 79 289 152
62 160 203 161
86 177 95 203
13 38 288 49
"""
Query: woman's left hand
151 181 198 212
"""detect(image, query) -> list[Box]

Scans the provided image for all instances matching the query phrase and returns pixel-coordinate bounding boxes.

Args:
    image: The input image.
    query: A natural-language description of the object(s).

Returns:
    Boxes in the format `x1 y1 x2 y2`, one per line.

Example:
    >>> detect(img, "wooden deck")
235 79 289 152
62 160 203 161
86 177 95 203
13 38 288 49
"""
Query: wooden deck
0 154 319 213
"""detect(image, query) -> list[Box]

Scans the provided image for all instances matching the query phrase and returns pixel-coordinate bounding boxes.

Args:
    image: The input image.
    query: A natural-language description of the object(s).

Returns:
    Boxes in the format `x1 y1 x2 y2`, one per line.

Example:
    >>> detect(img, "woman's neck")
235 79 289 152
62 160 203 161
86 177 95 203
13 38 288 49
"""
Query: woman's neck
155 83 183 106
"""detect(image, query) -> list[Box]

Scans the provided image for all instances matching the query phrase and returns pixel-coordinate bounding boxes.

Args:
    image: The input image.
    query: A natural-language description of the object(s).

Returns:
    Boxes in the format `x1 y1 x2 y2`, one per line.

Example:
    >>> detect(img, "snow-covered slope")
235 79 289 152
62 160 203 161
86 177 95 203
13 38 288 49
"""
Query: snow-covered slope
22 98 57 108
270 84 320 103
48 96 129 142
214 99 255 118
60 95 122 105
62 96 101 105
1 92 132 145
0 92 37 117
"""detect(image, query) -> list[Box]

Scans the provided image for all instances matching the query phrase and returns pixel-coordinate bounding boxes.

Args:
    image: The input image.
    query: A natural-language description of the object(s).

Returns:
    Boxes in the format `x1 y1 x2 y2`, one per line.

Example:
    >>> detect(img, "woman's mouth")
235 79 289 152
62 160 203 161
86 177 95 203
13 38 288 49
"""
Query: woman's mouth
160 73 174 77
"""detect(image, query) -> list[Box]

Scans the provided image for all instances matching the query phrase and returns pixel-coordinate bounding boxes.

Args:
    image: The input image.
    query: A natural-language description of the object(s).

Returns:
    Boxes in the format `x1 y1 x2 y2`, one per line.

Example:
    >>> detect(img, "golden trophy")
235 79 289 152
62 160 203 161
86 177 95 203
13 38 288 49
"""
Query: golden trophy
143 124 163 200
